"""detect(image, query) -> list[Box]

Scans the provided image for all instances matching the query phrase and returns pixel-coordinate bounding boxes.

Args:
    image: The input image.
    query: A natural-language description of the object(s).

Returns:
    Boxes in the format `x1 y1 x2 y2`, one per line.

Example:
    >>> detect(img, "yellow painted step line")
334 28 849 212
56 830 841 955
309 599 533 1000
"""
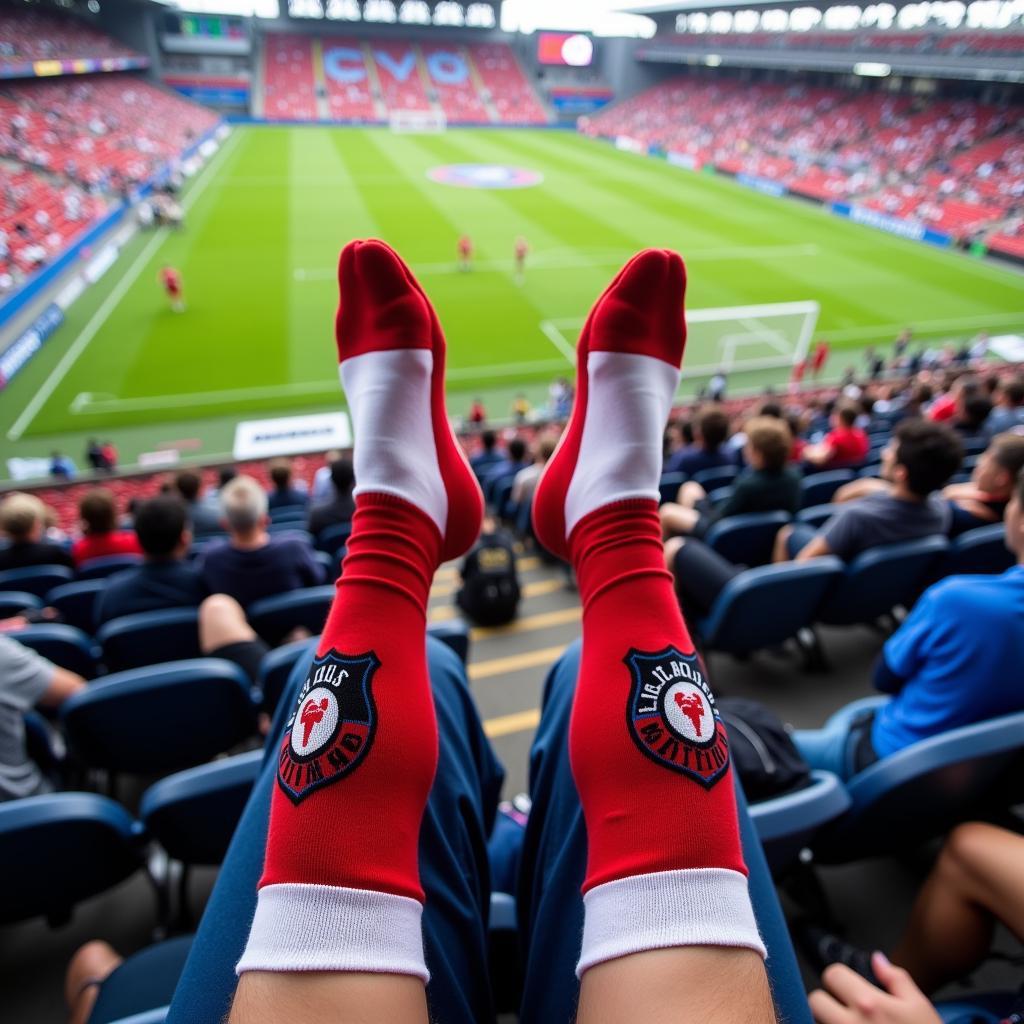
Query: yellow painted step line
484 707 541 739
429 579 570 621
430 556 542 594
472 605 581 640
430 570 558 601
468 644 566 681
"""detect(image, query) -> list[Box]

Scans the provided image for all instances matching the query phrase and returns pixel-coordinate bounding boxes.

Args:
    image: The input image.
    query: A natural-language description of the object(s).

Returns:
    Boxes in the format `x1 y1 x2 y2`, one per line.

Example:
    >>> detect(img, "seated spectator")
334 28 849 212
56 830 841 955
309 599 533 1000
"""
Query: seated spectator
94 496 206 627
173 469 221 535
197 593 269 685
927 372 974 423
511 436 556 509
775 419 961 563
201 475 324 607
200 467 238 513
0 633 85 801
311 449 343 504
661 417 801 539
49 451 75 479
0 493 73 571
484 436 530 485
950 389 993 439
835 432 1024 536
267 458 308 511
307 458 355 537
986 376 1024 434
792 468 1024 780
664 405 734 476
70 488 141 568
470 430 504 481
801 402 869 469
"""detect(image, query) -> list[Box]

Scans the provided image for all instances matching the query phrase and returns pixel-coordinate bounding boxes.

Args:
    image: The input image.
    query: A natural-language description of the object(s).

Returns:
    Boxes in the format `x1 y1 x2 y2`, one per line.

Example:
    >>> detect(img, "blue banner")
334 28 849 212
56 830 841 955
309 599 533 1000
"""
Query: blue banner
736 173 787 198
830 202 951 248
0 303 63 391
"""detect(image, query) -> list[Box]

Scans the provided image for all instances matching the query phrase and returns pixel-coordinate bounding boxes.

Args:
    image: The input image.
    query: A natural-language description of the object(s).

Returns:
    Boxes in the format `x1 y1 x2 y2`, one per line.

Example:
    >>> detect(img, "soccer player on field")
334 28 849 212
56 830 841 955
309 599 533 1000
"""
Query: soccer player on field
457 235 473 273
514 235 529 284
160 265 185 313
811 339 830 379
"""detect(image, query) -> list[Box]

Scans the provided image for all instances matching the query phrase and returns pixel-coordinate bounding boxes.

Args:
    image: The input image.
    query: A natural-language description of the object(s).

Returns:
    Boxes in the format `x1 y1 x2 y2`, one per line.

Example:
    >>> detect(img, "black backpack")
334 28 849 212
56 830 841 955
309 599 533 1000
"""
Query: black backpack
717 698 812 804
456 533 521 627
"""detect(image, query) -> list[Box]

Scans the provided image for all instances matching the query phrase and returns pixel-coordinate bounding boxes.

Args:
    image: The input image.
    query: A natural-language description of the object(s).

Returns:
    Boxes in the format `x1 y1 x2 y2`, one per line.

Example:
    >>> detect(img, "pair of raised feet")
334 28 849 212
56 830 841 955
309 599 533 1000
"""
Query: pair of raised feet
335 238 687 567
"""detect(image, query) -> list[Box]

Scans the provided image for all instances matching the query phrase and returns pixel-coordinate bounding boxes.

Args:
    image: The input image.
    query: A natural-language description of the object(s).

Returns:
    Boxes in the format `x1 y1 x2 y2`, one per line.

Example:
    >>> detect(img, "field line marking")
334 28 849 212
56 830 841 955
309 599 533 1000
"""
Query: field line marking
824 311 1024 343
8 131 241 442
539 320 578 365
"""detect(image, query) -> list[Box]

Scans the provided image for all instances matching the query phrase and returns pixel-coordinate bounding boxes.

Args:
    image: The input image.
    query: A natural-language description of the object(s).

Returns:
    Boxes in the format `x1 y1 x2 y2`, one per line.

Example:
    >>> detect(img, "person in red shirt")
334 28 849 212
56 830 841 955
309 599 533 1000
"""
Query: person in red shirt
160 265 185 313
514 235 529 284
457 235 473 273
71 488 142 568
467 398 487 426
811 340 830 379
802 402 870 469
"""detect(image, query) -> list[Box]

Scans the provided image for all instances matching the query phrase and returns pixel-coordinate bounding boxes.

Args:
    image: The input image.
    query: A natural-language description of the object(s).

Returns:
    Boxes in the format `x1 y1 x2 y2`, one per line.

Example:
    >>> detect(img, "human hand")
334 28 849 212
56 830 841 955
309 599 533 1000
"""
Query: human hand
809 952 942 1024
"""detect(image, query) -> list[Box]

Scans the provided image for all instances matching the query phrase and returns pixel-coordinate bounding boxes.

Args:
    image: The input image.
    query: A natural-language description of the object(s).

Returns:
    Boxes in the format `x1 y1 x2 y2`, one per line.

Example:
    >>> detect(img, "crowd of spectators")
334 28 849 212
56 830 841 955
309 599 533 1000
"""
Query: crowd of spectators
584 79 1024 253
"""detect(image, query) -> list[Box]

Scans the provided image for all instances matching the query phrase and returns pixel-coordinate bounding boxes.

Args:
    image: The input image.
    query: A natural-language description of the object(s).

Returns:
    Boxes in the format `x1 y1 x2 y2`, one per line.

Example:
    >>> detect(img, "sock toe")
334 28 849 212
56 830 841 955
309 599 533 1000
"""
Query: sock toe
336 240 432 362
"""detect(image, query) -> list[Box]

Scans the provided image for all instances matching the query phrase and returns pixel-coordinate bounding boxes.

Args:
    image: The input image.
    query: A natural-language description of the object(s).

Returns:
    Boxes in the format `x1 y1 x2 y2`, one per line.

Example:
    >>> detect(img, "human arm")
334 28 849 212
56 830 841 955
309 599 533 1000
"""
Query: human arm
809 955 941 1024
38 665 86 707
795 534 835 562
834 478 890 504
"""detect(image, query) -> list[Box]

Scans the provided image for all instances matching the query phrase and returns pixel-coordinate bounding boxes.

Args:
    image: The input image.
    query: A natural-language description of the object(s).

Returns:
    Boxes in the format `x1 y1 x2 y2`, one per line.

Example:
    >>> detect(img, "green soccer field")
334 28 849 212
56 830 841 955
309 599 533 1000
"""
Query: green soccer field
3 124 1024 472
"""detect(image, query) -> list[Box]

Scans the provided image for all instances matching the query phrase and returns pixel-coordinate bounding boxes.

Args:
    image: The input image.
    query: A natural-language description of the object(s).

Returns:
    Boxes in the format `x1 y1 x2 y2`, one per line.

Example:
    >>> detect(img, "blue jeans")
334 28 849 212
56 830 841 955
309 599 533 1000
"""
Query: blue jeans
169 639 811 1024
793 696 889 780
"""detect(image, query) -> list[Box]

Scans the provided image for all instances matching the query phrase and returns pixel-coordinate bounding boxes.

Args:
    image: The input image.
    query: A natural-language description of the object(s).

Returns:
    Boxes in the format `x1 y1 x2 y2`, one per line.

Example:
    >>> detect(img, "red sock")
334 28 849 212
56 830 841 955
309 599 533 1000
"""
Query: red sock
533 250 765 975
237 241 482 980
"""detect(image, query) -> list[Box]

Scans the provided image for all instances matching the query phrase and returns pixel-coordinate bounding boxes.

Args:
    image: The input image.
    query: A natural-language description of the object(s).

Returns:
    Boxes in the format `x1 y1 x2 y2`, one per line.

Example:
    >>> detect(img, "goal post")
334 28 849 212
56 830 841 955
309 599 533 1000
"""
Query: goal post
388 109 447 134
684 300 820 378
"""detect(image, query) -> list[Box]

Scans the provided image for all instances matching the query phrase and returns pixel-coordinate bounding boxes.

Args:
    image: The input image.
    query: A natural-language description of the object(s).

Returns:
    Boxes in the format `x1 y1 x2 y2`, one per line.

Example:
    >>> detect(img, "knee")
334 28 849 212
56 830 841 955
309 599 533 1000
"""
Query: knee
199 593 245 629
940 822 993 879
664 536 684 573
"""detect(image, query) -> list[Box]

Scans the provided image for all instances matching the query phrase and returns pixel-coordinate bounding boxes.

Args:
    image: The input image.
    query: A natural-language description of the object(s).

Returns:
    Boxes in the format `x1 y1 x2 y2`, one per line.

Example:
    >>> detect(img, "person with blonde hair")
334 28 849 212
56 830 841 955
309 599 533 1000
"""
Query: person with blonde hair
0 493 73 571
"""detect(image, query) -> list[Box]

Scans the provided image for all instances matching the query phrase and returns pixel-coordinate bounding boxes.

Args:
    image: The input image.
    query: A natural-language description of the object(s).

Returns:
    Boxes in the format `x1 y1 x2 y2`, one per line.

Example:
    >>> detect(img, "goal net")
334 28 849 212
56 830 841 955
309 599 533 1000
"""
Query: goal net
684 300 820 378
389 109 447 134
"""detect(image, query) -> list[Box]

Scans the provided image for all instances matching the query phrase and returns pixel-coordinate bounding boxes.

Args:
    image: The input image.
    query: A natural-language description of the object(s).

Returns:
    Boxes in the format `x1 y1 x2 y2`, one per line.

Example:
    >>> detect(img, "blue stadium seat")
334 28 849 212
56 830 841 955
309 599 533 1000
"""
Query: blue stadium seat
706 485 734 506
427 619 471 664
692 464 739 492
749 771 850 876
61 658 257 776
248 585 335 643
312 548 339 582
816 536 950 627
796 503 839 530
315 522 352 556
8 623 98 677
705 510 792 567
0 590 42 617
77 554 143 581
256 636 317 714
944 523 1014 576
141 750 263 866
269 505 307 524
0 564 73 599
961 435 990 457
0 792 143 925
98 608 201 671
799 469 856 509
696 557 844 658
658 471 686 505
813 705 1024 863
858 462 883 479
87 936 193 1024
264 523 313 541
46 578 106 633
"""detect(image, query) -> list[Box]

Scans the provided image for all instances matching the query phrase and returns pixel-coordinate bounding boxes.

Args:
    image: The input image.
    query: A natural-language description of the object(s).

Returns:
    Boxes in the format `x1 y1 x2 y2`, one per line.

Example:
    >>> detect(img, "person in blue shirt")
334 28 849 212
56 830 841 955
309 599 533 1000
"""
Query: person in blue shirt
469 429 504 482
664 405 734 477
793 468 1024 779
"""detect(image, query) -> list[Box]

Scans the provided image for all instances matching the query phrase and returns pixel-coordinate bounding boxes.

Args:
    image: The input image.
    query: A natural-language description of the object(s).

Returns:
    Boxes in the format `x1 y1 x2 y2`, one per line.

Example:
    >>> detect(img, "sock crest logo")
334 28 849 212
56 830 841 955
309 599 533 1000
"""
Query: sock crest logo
625 646 730 789
276 649 380 805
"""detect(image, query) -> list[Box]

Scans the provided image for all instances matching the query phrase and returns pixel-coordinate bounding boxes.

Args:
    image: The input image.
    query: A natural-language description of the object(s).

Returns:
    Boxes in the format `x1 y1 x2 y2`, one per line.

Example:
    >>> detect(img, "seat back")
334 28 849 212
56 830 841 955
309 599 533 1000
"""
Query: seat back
817 536 950 626
61 658 257 775
0 793 142 924
796 503 839 530
0 564 74 599
692 464 739 492
945 523 1014 576
257 636 318 714
98 609 201 671
0 590 42 618
749 771 850 875
140 750 263 865
799 470 855 509
315 522 352 556
658 471 686 505
269 505 307 524
815 711 1024 862
46 579 106 633
8 623 98 677
77 555 143 581
705 511 792 567
248 585 335 644
426 620 471 664
699 557 845 654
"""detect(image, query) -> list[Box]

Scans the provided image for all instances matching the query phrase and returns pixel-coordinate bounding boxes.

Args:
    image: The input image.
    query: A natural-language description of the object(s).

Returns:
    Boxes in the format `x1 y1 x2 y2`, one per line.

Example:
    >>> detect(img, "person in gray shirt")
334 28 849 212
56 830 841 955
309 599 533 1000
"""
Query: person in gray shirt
775 418 963 563
0 634 85 801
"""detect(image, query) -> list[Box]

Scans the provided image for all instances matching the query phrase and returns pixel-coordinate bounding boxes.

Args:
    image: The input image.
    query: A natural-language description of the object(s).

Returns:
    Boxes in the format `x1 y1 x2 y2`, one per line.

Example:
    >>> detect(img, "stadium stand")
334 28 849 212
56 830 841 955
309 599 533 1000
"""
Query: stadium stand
262 33 319 121
468 41 549 124
0 9 139 67
320 36 379 121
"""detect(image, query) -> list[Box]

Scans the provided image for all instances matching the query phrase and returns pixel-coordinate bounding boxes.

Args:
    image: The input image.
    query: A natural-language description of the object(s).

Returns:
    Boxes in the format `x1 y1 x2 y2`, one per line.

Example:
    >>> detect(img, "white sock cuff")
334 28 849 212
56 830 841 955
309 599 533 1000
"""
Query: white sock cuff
236 883 429 982
577 868 766 978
